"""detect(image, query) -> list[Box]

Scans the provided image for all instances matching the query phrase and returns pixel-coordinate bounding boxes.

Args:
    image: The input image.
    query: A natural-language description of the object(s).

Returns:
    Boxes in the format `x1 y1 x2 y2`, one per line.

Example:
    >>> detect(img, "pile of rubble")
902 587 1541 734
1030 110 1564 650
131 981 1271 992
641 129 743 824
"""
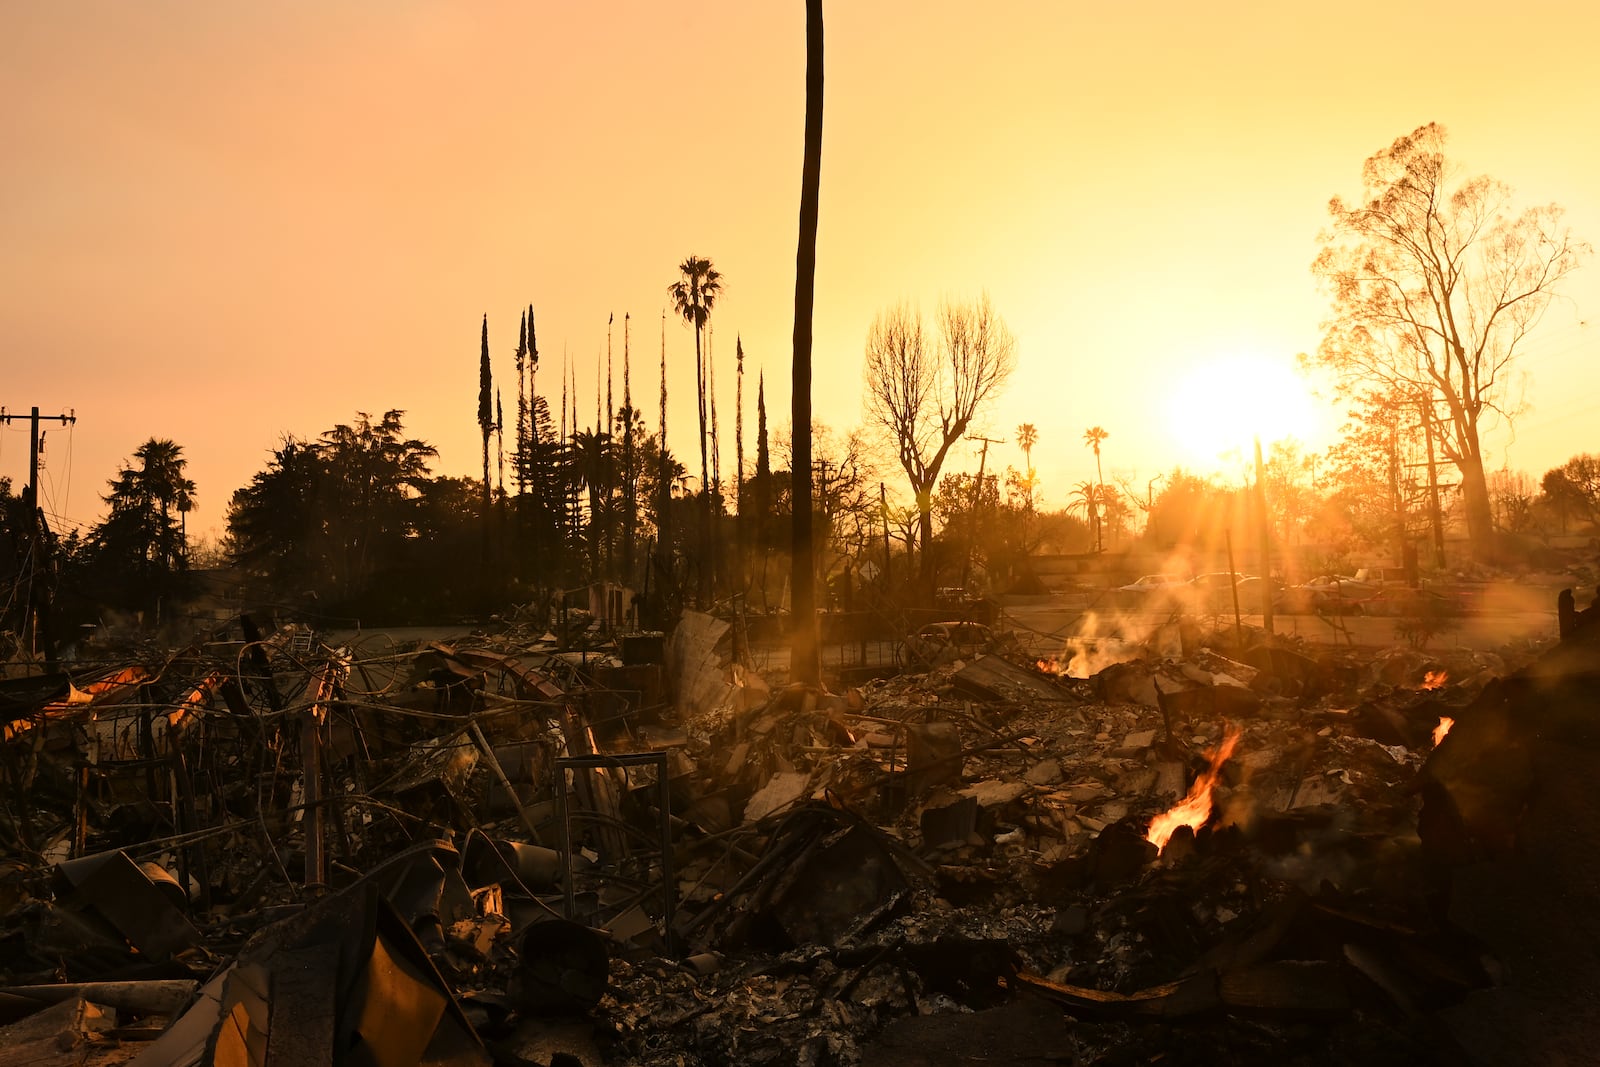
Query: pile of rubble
0 599 1593 1065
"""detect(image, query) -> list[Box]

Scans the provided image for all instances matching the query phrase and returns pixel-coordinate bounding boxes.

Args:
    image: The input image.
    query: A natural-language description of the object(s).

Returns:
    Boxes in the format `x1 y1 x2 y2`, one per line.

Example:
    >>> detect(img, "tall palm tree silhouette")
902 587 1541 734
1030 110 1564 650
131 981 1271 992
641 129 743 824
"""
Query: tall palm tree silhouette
1083 426 1109 552
132 438 195 568
669 255 722 601
1016 423 1038 509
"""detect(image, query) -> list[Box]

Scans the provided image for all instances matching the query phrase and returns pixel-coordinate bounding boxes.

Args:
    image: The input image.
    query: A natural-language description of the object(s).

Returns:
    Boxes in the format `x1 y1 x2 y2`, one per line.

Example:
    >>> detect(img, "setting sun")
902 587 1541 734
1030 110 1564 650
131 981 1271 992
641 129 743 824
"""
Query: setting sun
1162 354 1328 470
4 6 1600 1062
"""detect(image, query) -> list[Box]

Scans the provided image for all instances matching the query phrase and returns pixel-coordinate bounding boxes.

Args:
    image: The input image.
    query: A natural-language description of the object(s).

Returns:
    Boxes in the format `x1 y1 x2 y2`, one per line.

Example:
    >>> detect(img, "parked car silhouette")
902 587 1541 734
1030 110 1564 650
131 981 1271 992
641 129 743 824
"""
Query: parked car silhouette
1353 567 1412 588
1116 574 1190 612
1298 575 1375 614
900 621 994 667
1187 571 1248 611
1233 576 1285 610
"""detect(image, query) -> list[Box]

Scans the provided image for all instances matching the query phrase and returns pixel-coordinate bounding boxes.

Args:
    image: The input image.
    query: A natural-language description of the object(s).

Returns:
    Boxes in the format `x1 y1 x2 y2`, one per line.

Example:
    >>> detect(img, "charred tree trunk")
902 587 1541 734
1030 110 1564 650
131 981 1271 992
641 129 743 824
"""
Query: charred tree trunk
916 490 935 604
1458 450 1496 564
789 0 824 686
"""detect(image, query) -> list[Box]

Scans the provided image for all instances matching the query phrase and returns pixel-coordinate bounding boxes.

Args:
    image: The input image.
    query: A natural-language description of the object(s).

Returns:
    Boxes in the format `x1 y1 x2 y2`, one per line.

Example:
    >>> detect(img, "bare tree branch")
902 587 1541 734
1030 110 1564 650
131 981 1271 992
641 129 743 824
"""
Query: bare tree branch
863 294 1016 595
1309 123 1589 560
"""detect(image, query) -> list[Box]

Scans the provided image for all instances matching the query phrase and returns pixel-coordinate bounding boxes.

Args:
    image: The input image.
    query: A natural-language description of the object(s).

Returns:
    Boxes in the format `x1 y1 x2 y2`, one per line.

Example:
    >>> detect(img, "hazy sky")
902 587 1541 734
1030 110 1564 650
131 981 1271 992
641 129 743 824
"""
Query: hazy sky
4 1 1598 541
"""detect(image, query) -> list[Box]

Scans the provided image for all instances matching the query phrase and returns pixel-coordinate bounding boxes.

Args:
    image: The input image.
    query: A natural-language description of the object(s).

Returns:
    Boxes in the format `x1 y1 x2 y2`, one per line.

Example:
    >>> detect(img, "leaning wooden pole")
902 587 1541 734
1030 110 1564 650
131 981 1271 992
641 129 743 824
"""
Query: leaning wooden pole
789 0 824 686
299 658 344 893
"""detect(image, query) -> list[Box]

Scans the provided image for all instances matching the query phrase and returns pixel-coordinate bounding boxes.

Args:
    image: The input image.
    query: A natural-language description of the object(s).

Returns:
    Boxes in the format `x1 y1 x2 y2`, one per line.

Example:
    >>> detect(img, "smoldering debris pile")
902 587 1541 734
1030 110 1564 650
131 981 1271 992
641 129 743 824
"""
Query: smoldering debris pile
0 600 1594 1066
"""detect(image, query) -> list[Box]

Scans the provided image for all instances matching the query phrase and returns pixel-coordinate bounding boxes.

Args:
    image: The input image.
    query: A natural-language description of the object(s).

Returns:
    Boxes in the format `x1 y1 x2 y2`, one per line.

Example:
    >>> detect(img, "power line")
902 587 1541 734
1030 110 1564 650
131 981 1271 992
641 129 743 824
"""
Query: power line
0 404 78 669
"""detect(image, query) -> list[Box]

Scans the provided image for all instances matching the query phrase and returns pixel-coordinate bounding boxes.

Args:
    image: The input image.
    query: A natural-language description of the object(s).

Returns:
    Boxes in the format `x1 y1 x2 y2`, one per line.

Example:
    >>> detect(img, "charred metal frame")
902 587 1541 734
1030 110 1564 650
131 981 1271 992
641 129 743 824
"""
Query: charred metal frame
554 751 676 955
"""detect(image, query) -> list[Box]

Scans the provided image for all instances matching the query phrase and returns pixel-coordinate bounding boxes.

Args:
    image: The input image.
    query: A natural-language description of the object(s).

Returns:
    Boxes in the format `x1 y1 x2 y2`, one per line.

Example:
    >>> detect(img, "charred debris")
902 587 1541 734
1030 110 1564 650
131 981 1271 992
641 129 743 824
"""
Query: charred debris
0 595 1597 1066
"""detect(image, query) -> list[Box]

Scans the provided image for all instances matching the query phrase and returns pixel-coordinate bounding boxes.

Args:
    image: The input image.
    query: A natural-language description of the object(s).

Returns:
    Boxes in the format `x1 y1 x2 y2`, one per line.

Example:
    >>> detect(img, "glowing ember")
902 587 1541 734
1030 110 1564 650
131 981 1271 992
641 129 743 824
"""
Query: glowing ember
1432 716 1455 746
1421 669 1449 690
1146 727 1243 853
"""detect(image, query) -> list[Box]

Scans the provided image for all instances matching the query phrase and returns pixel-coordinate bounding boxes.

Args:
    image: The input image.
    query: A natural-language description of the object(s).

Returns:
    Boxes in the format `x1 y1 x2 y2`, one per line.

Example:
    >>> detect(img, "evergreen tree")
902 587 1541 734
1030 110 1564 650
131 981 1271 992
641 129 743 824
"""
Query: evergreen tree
319 411 438 600
227 414 456 618
514 310 528 497
226 436 325 596
518 394 567 588
735 336 746 593
606 313 614 443
757 371 771 481
534 303 547 463
753 372 773 594
515 306 541 500
477 314 494 523
657 309 672 590
573 428 613 580
88 438 197 613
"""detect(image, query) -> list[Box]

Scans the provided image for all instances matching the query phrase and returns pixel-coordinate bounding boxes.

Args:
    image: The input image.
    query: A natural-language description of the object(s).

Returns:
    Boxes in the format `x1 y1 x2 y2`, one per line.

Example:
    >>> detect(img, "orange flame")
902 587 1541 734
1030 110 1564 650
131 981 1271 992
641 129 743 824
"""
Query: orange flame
1421 669 1449 690
1146 727 1243 853
1039 612 1144 679
1432 716 1454 746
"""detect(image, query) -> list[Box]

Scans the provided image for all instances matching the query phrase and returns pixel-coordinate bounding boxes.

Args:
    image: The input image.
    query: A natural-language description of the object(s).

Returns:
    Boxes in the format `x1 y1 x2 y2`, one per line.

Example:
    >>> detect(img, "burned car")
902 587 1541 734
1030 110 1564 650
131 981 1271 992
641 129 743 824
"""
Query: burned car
899 620 995 667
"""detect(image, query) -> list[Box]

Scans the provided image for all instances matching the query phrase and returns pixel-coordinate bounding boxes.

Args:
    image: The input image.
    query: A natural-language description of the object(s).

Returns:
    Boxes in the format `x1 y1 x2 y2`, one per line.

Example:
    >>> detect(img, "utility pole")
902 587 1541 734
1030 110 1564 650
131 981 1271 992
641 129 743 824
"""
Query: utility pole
962 435 1005 592
879 482 893 594
814 459 833 511
1 406 77 671
1225 529 1244 650
1253 437 1274 637
1143 472 1165 536
813 458 835 611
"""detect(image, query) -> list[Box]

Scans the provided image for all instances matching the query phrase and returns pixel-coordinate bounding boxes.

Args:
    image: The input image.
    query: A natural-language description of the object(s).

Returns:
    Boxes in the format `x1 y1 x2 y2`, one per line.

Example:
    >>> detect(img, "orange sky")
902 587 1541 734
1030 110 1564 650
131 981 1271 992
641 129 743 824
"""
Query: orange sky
3 1 1598 541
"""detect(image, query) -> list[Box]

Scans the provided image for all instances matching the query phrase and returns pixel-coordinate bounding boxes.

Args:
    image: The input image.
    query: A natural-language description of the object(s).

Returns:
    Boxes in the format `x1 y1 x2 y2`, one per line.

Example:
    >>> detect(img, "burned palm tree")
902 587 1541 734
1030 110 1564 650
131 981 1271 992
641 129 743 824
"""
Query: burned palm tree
1067 480 1103 553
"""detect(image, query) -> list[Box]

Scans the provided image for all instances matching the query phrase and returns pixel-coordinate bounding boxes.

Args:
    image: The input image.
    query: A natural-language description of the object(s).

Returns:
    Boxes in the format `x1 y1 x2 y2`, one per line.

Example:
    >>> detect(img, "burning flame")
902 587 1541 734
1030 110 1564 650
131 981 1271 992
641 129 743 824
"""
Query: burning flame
1432 716 1454 746
1421 669 1449 690
1037 611 1144 679
1146 727 1243 853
